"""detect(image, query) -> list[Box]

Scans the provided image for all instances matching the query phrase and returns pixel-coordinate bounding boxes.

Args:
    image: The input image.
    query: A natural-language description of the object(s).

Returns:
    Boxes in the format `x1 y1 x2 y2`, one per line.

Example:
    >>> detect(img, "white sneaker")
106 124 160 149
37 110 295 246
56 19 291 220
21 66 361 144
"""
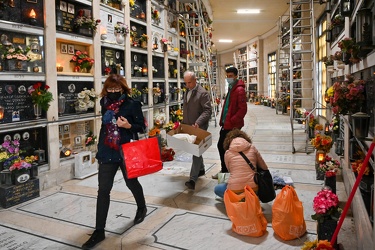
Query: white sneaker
212 172 221 179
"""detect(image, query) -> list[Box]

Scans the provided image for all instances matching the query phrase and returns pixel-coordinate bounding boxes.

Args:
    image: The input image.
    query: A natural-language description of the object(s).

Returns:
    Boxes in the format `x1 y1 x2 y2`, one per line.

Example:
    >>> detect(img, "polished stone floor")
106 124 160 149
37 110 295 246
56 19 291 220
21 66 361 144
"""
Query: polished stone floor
0 103 357 249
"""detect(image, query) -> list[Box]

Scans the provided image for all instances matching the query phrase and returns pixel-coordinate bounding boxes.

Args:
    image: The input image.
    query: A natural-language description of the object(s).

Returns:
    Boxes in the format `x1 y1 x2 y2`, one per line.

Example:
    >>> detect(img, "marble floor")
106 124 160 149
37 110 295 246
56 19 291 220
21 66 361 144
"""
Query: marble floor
0 104 357 250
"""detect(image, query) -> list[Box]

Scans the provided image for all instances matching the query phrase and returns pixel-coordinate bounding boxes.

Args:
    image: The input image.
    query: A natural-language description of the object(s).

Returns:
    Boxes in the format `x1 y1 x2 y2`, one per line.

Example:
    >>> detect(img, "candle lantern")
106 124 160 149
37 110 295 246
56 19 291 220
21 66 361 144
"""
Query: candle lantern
34 149 45 163
61 147 72 157
351 111 370 139
0 105 4 120
341 0 353 17
356 8 373 52
324 122 330 135
29 9 37 25
140 11 146 20
316 150 326 163
142 62 148 76
349 137 360 161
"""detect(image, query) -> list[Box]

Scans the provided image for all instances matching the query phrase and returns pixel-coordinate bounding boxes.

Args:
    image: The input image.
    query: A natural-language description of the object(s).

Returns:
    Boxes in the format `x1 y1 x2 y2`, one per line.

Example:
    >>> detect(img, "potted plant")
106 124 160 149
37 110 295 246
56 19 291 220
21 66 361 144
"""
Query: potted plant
28 82 54 118
139 34 149 48
74 9 101 36
318 154 341 193
131 87 141 101
330 75 366 115
322 55 334 72
70 50 95 73
0 44 31 71
329 14 344 39
311 189 342 246
311 134 333 153
338 37 361 64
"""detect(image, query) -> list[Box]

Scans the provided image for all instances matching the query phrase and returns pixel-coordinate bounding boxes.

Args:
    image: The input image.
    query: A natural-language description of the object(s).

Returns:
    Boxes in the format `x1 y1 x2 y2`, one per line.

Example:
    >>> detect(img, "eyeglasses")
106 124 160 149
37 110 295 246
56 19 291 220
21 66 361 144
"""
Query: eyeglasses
107 87 122 92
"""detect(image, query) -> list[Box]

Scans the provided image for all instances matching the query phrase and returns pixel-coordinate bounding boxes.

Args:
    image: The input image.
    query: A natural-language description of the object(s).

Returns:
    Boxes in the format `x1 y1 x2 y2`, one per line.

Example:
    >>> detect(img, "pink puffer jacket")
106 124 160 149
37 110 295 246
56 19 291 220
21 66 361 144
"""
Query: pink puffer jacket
225 137 269 191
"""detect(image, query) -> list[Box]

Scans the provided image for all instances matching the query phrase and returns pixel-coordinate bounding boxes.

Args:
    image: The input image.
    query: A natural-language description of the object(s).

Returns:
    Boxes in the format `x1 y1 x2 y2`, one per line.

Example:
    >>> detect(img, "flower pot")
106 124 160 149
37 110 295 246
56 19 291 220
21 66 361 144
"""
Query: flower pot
30 163 38 179
309 127 315 139
324 175 336 194
141 41 147 48
317 219 338 248
33 103 42 119
0 169 12 185
316 164 325 180
153 95 159 104
162 44 168 52
142 93 148 104
116 33 124 44
4 59 28 71
12 169 31 185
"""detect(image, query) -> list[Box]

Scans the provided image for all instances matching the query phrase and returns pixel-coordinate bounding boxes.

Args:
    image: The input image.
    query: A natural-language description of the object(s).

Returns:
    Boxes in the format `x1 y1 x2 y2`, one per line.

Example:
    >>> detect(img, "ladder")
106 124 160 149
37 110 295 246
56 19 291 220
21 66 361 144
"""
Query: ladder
286 0 317 153
179 0 218 127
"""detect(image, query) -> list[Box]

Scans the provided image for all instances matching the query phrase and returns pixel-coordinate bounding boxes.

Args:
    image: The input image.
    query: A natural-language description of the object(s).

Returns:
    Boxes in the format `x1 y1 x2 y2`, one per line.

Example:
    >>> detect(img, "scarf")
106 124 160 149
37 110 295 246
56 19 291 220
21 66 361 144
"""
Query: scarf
102 95 125 150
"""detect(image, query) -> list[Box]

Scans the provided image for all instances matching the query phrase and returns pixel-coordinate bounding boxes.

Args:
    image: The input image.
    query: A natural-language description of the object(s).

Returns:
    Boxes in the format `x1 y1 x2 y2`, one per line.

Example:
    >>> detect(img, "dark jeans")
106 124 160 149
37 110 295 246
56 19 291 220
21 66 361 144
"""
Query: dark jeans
217 128 231 173
95 162 145 230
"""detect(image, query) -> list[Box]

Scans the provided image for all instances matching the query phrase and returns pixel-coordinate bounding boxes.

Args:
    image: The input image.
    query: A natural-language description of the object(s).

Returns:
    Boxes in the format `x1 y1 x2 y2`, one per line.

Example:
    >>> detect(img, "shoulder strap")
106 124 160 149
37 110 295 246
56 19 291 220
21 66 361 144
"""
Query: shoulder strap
239 152 257 172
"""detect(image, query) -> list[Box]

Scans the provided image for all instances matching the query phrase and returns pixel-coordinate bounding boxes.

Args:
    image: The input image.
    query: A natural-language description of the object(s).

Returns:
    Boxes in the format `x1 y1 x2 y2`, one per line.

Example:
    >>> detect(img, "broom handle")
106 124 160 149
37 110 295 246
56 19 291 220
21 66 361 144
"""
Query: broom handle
331 138 375 245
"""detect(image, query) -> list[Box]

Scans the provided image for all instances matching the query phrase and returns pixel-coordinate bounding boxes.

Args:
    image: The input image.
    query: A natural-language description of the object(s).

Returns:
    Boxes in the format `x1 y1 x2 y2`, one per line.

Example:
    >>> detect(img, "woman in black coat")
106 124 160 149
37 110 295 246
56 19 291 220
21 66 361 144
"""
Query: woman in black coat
82 74 146 249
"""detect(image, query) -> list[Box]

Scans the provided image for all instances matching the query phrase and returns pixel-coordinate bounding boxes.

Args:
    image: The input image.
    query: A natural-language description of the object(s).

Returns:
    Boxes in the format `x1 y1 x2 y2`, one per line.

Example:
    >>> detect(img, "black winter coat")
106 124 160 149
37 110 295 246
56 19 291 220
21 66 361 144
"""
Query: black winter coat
96 95 145 163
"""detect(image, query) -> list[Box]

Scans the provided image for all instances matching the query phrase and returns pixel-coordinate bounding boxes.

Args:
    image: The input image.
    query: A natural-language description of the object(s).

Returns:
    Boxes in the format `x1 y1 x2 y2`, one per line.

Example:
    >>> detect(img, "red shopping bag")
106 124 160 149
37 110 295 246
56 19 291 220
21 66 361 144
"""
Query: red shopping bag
224 185 268 237
121 137 163 179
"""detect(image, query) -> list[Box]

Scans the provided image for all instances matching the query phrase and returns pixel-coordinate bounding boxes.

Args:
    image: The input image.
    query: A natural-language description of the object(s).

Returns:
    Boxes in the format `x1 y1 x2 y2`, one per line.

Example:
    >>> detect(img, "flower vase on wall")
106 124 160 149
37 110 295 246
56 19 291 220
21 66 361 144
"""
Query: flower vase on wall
141 41 147 48
162 44 168 52
34 103 42 119
30 163 39 179
0 169 12 185
116 33 124 44
317 219 338 248
142 93 148 104
153 95 158 104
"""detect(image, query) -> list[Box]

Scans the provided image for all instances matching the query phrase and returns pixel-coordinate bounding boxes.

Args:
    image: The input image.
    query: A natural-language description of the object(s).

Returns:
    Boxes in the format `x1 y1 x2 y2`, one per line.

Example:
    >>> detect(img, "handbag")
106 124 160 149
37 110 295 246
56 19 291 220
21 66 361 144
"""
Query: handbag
239 152 276 203
121 137 163 179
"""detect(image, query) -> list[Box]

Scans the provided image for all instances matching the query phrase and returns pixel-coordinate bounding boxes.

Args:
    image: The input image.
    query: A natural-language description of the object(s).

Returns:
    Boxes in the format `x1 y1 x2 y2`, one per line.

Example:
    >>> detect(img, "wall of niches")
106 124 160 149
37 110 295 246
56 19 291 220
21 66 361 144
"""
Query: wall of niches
0 81 47 123
56 0 92 36
0 0 44 27
0 30 45 73
0 127 48 164
57 81 94 115
101 47 125 75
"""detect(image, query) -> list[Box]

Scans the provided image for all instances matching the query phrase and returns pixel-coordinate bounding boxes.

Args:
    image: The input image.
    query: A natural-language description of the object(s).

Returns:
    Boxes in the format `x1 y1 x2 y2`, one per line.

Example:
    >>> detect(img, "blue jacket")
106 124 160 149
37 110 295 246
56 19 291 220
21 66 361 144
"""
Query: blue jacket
96 95 145 163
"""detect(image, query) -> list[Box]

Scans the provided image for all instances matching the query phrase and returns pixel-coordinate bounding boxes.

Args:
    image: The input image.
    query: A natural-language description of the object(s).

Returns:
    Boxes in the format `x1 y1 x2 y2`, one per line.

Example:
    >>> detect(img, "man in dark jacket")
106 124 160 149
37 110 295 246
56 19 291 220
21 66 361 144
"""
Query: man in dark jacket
182 71 212 190
213 67 247 179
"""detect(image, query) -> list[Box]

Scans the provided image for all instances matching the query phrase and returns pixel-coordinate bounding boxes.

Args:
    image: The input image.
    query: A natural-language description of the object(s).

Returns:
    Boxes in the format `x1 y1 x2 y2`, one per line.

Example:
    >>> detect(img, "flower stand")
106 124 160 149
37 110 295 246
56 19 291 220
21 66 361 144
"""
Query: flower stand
324 175 336 194
0 178 40 208
317 219 338 249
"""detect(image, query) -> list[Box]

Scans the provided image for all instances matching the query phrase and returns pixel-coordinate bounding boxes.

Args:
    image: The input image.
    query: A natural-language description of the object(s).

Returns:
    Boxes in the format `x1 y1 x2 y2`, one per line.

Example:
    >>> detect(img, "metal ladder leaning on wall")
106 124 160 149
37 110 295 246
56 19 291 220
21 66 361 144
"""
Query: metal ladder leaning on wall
179 0 218 126
289 0 317 153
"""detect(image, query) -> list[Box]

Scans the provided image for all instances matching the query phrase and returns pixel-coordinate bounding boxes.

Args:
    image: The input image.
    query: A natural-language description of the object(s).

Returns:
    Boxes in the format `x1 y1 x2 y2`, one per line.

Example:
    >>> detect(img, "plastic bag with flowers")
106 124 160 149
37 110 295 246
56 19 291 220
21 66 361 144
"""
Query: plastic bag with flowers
311 134 333 152
301 239 334 250
330 75 366 115
75 88 97 112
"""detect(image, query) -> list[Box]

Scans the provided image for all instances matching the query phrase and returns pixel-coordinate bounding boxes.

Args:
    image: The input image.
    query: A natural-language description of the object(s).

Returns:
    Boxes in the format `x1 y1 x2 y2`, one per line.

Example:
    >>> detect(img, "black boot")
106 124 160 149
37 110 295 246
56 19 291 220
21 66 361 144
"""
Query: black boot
134 207 147 225
185 180 195 190
82 230 105 249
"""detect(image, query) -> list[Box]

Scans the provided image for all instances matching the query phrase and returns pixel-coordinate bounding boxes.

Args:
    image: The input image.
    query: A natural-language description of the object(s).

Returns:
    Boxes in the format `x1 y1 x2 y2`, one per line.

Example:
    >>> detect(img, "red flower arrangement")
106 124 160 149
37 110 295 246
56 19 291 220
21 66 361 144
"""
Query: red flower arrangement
70 50 95 72
28 82 53 111
330 75 366 115
311 189 342 223
311 134 333 152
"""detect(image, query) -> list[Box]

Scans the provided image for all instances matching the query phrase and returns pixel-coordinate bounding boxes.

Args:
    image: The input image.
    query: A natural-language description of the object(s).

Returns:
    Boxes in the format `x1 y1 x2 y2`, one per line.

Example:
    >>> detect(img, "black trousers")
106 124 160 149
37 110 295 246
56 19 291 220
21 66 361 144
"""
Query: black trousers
95 162 146 230
217 128 231 173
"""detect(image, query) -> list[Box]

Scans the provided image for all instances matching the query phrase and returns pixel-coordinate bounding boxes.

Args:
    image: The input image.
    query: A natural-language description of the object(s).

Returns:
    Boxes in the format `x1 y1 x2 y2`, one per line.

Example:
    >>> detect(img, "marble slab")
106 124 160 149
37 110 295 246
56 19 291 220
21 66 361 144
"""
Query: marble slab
17 192 158 235
0 225 79 249
261 153 315 166
148 210 316 250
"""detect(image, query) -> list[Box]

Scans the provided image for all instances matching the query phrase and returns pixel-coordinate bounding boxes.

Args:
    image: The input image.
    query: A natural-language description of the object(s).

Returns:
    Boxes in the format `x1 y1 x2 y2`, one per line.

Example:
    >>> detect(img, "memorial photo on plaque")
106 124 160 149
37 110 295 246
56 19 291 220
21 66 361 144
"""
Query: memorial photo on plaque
60 1 67 12
12 111 20 122
61 44 68 54
68 44 75 55
64 124 70 134
74 136 82 145
68 3 75 14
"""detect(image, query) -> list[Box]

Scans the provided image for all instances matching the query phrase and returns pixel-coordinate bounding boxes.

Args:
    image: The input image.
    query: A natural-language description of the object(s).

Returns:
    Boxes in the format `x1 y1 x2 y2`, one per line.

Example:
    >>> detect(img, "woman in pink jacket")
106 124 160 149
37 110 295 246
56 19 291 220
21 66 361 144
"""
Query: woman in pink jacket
214 129 269 198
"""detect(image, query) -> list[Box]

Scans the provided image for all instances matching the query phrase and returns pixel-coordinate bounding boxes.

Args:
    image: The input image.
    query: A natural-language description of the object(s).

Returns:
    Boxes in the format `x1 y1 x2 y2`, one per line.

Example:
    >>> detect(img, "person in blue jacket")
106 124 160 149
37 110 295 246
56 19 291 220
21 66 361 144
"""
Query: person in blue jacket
82 74 147 249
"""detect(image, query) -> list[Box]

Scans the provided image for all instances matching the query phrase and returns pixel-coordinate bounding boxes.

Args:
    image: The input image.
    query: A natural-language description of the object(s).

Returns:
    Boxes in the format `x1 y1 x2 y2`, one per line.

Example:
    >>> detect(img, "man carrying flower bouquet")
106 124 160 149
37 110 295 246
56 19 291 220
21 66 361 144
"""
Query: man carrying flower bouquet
182 71 212 190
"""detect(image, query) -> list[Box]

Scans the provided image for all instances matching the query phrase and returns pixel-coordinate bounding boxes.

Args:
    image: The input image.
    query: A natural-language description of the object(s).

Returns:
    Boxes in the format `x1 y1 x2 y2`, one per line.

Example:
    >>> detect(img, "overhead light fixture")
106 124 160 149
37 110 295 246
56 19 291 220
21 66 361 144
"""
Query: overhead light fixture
237 9 260 14
218 39 232 43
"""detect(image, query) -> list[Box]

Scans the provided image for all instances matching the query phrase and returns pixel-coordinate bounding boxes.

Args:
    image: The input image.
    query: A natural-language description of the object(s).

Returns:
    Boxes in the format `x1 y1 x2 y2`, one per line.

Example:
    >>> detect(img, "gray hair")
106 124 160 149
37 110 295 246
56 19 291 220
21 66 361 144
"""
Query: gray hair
183 70 196 80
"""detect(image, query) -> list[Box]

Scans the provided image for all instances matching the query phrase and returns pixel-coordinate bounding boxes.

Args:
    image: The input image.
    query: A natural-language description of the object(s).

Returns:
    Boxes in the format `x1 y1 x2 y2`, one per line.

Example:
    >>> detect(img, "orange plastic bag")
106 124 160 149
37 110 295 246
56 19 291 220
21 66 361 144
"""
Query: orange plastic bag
272 185 306 240
224 185 267 237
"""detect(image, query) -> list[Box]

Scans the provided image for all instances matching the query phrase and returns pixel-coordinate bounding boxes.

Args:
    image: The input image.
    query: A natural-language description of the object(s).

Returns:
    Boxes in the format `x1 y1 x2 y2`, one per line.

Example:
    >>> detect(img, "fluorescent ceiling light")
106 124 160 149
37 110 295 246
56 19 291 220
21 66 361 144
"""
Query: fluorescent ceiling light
218 39 233 43
237 9 260 14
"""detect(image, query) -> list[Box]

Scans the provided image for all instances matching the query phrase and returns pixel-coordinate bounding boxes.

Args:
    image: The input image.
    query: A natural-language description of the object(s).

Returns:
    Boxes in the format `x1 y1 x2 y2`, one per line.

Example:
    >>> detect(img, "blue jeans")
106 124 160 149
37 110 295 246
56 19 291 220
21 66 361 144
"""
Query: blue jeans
214 183 228 198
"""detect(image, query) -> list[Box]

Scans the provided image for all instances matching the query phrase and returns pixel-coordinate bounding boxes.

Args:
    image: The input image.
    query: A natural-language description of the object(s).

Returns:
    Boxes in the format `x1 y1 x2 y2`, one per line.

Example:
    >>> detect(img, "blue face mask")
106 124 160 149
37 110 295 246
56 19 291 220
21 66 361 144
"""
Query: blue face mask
227 78 235 87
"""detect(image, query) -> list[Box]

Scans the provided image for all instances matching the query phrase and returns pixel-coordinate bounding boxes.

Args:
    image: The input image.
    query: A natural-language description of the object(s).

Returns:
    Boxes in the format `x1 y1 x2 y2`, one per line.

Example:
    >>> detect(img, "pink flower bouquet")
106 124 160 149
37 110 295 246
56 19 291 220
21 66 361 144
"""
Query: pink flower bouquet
311 189 342 223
